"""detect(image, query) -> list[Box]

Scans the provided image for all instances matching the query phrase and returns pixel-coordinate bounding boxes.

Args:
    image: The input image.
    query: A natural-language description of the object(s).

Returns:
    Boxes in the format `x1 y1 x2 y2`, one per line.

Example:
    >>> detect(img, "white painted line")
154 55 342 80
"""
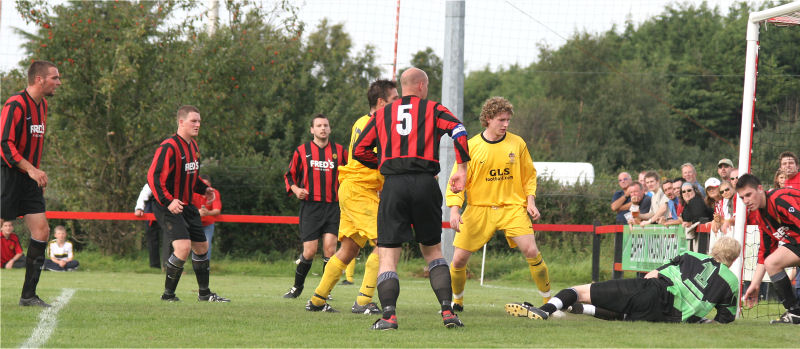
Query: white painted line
20 288 75 349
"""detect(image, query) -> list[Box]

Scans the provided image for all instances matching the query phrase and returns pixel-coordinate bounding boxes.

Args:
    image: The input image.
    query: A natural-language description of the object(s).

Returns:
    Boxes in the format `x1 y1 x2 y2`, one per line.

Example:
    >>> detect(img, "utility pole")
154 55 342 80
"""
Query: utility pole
439 0 465 264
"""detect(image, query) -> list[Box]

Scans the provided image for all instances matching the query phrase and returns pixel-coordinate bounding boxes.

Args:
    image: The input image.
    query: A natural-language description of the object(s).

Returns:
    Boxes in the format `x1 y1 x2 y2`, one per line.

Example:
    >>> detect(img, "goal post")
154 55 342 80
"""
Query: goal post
735 0 800 316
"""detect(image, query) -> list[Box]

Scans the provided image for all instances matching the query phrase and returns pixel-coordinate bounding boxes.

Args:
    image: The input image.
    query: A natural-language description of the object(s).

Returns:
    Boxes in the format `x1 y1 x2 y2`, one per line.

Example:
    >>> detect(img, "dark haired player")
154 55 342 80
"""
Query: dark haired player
283 114 347 298
305 80 399 313
353 67 470 330
736 173 800 324
1 60 61 307
147 105 229 302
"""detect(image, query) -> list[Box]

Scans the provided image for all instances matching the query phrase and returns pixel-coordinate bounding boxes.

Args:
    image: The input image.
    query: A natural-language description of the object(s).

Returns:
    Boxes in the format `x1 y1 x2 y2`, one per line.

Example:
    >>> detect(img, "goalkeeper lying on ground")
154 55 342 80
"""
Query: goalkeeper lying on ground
506 236 740 324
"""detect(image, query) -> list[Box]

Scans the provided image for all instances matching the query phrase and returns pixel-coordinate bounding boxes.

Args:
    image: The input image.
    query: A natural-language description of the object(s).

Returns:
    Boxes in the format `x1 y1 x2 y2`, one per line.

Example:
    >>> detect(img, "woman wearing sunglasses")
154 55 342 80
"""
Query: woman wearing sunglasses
680 182 713 252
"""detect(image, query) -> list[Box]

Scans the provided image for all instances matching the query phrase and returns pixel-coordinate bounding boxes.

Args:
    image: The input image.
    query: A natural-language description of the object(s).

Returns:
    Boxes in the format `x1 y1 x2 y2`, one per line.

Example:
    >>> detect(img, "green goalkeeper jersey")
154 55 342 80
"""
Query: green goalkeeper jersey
657 251 738 323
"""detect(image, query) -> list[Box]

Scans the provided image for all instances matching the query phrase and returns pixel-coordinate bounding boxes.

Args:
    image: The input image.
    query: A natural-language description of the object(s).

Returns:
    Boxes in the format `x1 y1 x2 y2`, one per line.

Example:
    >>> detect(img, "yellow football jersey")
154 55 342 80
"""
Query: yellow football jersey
338 115 384 190
446 131 536 207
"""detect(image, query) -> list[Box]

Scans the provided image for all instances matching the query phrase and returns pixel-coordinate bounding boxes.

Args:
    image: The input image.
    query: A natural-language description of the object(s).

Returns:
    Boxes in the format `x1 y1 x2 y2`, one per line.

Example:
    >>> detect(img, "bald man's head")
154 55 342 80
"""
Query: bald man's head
400 67 429 99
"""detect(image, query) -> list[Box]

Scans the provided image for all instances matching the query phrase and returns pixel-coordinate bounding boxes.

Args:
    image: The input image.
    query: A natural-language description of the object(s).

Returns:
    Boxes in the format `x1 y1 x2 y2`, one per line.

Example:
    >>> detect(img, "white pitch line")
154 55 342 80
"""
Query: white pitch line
20 288 75 349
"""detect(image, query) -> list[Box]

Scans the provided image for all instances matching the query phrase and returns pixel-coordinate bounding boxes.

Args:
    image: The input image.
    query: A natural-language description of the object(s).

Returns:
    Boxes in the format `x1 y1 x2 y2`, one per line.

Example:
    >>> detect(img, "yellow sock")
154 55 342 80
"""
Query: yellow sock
450 263 467 302
527 254 551 304
311 255 346 306
345 258 356 282
356 252 379 306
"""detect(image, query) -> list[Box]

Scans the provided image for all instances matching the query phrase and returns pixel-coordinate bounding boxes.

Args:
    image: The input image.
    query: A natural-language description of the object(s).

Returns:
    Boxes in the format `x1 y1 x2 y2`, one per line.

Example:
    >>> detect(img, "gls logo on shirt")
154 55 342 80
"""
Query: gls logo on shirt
310 159 335 169
30 124 45 136
184 160 199 172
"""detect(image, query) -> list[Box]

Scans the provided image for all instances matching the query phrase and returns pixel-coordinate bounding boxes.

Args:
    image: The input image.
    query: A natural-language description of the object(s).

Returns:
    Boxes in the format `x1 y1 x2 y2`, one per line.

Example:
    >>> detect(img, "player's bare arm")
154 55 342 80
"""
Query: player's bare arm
449 206 463 232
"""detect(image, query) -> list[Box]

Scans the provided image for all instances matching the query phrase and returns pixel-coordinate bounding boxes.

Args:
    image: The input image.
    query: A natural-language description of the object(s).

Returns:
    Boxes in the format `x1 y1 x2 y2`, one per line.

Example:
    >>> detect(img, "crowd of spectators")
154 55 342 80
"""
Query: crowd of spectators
610 152 800 252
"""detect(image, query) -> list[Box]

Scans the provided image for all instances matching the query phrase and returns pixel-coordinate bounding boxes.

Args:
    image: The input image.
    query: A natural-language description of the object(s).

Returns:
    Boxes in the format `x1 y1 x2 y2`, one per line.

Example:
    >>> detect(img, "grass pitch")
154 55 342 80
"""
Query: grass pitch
1 266 796 348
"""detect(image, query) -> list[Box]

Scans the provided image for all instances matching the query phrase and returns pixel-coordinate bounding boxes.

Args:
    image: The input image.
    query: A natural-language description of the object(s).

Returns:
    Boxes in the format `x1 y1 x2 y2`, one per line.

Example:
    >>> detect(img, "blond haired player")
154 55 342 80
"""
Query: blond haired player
446 96 550 312
305 79 399 313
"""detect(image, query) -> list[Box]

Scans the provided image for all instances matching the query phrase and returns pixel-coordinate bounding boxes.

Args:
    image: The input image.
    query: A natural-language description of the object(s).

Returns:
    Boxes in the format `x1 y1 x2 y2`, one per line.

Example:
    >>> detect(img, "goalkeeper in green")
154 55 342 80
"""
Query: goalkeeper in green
507 236 740 323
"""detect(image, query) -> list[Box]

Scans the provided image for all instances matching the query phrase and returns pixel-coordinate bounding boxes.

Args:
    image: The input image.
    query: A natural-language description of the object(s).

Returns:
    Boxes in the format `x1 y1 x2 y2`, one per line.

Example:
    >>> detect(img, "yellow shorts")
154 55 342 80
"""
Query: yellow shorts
338 180 379 248
453 205 534 252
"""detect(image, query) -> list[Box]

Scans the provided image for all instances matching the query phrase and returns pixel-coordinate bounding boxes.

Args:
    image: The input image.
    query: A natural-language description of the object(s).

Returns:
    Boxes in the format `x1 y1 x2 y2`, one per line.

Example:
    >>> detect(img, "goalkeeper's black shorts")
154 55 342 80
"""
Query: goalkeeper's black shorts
590 277 680 322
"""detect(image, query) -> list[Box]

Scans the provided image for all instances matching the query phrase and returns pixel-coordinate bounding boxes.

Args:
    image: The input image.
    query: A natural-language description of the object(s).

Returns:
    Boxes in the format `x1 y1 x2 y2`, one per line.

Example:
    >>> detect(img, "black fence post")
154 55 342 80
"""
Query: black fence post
592 220 600 283
613 227 624 280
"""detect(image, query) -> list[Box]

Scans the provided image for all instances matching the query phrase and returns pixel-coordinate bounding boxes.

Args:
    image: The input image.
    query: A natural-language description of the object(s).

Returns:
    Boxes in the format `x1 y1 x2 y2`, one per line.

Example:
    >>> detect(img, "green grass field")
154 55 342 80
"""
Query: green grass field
1 257 797 348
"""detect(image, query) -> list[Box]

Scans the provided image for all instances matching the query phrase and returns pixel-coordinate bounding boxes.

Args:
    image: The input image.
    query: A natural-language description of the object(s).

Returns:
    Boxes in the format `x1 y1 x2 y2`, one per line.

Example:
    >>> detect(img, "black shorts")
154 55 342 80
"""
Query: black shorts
1 166 46 221
780 241 800 259
590 277 680 322
152 201 206 243
377 173 442 247
299 201 339 242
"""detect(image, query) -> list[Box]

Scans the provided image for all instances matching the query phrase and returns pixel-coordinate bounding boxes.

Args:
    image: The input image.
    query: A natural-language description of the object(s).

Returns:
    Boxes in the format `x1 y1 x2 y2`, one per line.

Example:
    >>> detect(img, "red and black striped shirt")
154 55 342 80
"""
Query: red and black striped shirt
284 141 347 203
751 187 800 263
147 134 208 206
352 95 469 175
1 90 47 171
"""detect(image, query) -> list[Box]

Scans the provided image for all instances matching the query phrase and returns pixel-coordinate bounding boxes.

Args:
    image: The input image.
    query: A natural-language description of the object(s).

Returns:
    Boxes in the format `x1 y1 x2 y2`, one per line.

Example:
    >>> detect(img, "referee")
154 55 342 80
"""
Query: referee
147 105 229 302
1 61 61 307
283 114 347 299
353 67 470 330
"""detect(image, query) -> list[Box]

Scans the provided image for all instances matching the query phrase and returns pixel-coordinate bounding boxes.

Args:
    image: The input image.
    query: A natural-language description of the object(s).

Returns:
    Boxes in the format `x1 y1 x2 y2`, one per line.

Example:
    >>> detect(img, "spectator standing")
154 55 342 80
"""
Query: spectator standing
1 221 25 269
638 171 648 193
611 172 633 224
193 175 221 259
135 183 168 269
774 170 787 190
1 60 62 307
283 114 347 298
681 163 705 197
717 159 734 181
353 67 470 330
43 226 79 271
640 172 667 221
729 169 739 188
626 182 651 225
680 183 713 252
780 151 800 189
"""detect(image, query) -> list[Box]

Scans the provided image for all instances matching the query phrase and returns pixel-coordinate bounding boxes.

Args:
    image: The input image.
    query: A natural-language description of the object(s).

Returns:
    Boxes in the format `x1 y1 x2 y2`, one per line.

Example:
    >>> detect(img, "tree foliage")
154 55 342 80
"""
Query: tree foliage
3 1 799 255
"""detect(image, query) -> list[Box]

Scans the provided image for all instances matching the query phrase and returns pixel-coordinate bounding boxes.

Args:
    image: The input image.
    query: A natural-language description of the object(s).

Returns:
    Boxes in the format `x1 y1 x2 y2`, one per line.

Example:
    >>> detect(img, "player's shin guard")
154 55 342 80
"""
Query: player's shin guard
312 255 346 306
192 252 211 296
428 258 453 312
769 271 800 313
450 263 467 304
357 252 379 306
541 288 578 315
527 254 551 302
164 254 185 296
294 256 313 288
345 258 356 282
21 239 47 299
377 271 399 319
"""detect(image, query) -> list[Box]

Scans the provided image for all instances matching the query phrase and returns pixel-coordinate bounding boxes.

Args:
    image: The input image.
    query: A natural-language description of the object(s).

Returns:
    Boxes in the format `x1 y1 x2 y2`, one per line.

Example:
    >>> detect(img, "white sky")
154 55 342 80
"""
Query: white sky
1 0 748 74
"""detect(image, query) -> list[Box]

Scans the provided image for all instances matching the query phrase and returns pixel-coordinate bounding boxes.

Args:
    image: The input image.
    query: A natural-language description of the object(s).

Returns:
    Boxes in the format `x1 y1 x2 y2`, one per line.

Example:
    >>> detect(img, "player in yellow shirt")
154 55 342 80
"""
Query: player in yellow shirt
305 79 399 313
446 96 550 312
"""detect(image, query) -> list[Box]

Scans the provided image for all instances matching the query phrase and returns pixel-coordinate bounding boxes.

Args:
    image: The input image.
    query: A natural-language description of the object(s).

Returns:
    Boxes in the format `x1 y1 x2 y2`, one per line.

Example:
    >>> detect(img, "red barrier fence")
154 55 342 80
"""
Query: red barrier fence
43 211 712 282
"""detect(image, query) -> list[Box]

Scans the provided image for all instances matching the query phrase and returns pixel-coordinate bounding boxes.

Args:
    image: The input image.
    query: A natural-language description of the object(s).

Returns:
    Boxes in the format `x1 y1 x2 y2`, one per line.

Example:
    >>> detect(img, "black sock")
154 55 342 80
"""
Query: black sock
541 288 578 314
428 259 453 312
322 256 330 275
193 252 210 296
21 239 47 299
294 256 312 289
377 271 399 319
770 271 799 312
164 254 185 296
